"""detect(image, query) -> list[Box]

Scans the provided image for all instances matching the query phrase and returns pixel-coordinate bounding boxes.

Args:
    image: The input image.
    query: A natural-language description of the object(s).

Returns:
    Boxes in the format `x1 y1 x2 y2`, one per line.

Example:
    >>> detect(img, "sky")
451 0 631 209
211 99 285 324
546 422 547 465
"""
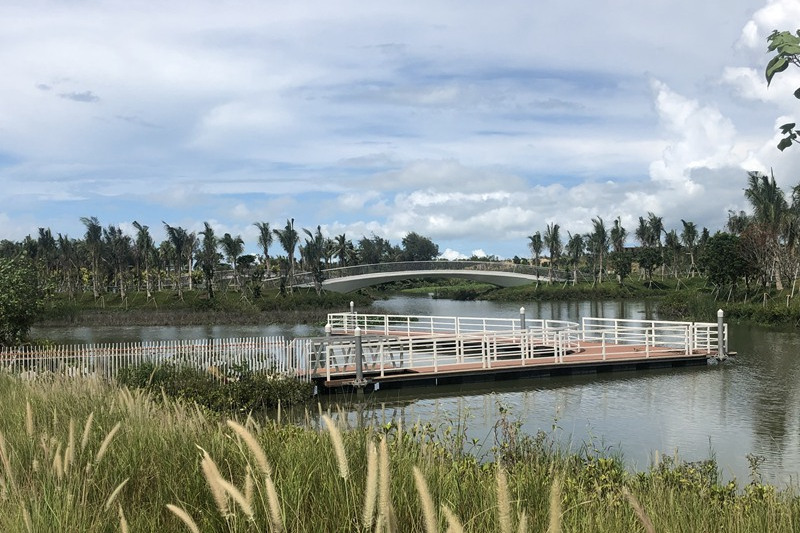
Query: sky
2 0 800 261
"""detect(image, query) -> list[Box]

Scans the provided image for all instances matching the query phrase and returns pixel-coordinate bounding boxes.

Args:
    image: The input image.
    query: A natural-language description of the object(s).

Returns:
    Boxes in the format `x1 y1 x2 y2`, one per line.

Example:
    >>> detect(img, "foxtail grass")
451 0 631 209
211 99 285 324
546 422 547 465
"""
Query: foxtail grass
0 374 796 532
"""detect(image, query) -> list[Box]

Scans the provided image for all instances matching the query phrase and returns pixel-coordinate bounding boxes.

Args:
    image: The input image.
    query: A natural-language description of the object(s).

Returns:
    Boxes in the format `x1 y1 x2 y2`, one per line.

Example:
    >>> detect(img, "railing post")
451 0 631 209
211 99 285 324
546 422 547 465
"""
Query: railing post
353 328 367 391
717 309 726 359
602 331 606 361
519 307 526 333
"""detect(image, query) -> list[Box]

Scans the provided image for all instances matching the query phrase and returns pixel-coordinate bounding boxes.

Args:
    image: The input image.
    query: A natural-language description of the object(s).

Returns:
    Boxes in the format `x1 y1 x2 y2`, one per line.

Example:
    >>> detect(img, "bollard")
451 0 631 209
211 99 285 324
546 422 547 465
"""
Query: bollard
717 309 726 360
350 300 354 314
519 307 526 331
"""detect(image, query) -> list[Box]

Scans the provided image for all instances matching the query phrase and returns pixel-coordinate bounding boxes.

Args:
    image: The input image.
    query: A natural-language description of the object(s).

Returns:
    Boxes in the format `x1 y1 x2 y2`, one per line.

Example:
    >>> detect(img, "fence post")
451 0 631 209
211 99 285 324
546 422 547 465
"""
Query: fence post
519 307 526 333
717 309 726 359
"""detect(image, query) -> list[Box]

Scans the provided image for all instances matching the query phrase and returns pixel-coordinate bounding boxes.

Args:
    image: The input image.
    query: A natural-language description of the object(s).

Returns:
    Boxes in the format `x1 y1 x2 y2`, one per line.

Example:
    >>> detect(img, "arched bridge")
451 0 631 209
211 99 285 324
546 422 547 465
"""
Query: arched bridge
290 261 568 293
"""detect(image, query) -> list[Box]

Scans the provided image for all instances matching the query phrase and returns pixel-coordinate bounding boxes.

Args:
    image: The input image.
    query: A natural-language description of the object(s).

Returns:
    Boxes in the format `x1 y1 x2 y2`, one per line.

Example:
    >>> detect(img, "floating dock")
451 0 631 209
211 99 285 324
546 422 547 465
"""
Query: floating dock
311 311 727 392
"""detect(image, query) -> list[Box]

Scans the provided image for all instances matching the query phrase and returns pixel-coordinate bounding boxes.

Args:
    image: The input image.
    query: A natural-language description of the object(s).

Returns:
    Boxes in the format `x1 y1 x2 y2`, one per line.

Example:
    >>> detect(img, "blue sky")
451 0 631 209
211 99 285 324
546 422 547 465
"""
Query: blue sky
2 0 800 260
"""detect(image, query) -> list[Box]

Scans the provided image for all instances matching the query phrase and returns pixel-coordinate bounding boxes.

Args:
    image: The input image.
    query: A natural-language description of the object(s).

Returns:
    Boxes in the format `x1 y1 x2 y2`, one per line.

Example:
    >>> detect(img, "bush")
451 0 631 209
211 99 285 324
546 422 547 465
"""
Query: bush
116 361 313 412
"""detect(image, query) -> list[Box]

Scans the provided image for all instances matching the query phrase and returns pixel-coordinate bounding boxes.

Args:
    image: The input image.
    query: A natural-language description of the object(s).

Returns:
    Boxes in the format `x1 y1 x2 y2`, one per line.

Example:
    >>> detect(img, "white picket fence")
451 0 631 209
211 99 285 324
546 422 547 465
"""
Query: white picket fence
0 336 313 382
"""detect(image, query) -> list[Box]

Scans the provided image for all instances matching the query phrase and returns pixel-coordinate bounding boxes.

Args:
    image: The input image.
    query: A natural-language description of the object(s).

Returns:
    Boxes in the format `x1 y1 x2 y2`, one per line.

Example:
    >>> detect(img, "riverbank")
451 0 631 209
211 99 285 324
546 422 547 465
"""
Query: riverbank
37 288 373 327
1 375 796 532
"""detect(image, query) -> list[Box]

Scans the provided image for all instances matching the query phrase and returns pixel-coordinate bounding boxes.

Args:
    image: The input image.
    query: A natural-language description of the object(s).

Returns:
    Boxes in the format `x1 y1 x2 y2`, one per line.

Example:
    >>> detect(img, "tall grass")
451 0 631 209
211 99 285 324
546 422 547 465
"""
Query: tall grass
0 375 796 531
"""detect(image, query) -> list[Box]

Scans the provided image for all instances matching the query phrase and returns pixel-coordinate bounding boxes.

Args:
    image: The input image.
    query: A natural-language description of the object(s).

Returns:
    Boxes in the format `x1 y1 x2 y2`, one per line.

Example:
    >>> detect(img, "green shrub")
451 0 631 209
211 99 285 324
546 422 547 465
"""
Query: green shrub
116 361 313 412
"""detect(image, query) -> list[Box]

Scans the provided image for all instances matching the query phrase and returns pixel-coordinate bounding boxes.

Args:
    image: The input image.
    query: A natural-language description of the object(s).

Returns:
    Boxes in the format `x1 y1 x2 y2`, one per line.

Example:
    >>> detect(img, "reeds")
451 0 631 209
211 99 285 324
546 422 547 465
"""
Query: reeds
0 374 796 532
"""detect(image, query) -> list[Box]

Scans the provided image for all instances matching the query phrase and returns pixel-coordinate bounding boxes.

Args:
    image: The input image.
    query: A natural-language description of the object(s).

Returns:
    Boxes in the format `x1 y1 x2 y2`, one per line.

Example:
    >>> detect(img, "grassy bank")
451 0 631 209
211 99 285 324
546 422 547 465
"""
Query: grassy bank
0 375 796 532
38 288 372 327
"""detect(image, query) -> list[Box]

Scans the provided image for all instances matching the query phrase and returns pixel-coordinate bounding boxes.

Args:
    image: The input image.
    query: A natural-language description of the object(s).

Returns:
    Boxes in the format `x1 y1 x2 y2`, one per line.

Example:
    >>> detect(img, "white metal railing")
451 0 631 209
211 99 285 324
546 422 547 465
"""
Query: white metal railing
0 337 313 382
581 317 725 356
321 328 583 380
326 312 581 337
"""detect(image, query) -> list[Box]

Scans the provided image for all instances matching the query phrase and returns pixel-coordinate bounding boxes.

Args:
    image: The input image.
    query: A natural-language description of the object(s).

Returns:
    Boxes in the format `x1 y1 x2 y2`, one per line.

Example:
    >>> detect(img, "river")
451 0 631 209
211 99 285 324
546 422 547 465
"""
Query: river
31 296 800 487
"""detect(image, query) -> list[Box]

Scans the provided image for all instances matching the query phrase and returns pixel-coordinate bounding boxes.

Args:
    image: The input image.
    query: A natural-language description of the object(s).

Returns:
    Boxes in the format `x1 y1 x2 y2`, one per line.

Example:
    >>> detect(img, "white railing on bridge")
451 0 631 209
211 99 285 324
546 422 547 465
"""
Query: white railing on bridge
0 337 313 382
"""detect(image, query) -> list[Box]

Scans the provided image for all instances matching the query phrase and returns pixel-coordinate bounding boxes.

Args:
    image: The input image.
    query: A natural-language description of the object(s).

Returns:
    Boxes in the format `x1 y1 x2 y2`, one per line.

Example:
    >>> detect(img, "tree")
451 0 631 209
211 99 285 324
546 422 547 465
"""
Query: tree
680 220 698 276
743 171 790 289
163 222 190 300
103 225 132 299
527 232 543 267
588 217 609 283
334 234 356 267
401 232 439 262
543 222 562 283
0 257 43 346
664 229 682 278
132 221 154 299
765 30 800 150
609 250 632 285
273 219 299 293
302 226 326 294
253 222 273 277
699 232 747 288
565 232 584 285
610 217 627 253
198 222 219 298
220 233 245 291
637 247 662 284
80 216 103 298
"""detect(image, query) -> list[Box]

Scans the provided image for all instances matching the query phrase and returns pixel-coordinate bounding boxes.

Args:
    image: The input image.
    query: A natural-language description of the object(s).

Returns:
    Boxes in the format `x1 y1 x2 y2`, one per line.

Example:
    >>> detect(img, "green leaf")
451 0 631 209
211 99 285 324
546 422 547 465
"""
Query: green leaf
780 123 796 134
766 56 789 85
782 44 800 54
778 137 794 151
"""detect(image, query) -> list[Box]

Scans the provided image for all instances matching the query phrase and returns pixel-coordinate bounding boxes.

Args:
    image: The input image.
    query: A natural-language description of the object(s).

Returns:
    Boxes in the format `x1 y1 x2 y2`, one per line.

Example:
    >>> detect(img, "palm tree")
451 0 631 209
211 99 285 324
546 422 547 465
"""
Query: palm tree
220 233 245 290
253 221 273 277
610 217 626 253
186 231 198 291
635 216 651 247
680 220 698 277
56 233 79 298
302 225 326 294
334 234 356 267
163 222 190 300
543 223 562 283
589 217 609 283
198 222 219 298
273 219 299 293
565 232 584 285
132 221 154 299
527 232 543 268
36 228 57 282
744 170 790 288
664 229 682 278
80 216 103 298
103 225 132 300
